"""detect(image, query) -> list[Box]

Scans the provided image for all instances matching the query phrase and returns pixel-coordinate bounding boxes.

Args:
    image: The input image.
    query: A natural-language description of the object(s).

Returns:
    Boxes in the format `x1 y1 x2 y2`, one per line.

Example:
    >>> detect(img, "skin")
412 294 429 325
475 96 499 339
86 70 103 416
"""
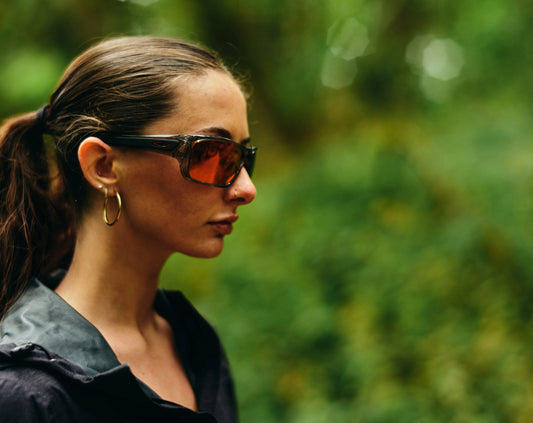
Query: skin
54 70 256 409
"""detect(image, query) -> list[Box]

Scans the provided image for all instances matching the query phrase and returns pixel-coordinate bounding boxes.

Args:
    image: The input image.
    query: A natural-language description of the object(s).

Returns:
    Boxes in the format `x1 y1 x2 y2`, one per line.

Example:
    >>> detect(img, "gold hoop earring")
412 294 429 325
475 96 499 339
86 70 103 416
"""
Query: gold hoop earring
103 187 122 226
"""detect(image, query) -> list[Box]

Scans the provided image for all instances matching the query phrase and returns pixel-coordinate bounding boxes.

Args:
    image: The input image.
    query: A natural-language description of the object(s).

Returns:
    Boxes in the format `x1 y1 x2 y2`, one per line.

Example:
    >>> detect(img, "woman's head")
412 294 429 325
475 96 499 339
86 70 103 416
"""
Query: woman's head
93 69 256 259
0 36 254 317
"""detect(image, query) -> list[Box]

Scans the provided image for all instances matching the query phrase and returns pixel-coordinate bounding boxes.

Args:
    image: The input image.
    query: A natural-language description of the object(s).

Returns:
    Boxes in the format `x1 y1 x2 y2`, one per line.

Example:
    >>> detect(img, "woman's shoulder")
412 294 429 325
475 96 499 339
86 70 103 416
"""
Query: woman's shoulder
0 343 206 423
0 278 121 377
0 343 86 422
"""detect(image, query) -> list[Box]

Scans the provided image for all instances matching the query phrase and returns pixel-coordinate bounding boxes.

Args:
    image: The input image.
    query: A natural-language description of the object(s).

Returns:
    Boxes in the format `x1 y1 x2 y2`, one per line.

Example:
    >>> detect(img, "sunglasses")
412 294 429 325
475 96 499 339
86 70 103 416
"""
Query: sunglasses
100 134 257 188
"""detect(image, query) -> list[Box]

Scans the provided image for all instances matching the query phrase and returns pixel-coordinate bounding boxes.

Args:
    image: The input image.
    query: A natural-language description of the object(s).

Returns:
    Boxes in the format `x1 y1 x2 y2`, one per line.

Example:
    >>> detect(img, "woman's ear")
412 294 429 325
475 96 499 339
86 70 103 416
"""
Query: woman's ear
78 137 119 189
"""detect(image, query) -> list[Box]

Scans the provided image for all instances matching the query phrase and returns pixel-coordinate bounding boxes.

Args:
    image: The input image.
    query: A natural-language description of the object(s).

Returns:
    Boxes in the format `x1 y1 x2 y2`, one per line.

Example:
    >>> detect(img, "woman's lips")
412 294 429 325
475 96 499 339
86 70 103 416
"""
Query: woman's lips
208 222 234 235
208 215 238 235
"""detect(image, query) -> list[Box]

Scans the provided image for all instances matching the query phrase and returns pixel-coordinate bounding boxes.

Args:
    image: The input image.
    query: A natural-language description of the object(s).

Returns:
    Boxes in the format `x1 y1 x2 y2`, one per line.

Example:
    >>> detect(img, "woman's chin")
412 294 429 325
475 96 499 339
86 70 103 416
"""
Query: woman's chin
181 239 225 259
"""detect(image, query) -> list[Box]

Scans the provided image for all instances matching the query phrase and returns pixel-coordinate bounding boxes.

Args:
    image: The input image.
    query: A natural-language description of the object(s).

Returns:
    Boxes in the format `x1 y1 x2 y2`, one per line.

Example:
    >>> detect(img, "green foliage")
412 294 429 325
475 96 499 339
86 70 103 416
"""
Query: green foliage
2 0 533 421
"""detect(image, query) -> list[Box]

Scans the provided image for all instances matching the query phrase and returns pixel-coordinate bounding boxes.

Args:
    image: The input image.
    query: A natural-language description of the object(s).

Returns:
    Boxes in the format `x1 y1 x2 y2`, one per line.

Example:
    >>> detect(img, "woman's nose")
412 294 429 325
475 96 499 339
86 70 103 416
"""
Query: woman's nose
226 169 256 204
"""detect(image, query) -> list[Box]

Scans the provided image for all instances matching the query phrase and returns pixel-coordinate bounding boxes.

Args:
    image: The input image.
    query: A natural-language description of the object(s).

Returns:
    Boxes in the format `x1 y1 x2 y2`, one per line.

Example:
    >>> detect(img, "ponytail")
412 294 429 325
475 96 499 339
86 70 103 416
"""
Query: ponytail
0 110 74 318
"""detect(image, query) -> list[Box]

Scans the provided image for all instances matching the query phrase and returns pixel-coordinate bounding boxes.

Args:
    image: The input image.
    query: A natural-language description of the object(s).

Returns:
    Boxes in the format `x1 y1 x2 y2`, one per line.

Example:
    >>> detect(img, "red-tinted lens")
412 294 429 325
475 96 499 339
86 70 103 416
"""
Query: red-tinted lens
188 140 243 186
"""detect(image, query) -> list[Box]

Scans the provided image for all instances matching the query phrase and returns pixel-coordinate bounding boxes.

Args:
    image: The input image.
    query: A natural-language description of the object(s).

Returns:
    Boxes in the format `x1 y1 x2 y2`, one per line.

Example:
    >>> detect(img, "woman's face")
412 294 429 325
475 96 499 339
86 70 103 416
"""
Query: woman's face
114 70 256 259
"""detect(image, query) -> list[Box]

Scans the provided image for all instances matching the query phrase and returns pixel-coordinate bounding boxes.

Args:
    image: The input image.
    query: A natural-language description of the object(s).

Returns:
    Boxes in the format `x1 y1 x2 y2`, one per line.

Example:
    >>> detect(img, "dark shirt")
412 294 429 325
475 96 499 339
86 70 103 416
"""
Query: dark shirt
0 277 237 423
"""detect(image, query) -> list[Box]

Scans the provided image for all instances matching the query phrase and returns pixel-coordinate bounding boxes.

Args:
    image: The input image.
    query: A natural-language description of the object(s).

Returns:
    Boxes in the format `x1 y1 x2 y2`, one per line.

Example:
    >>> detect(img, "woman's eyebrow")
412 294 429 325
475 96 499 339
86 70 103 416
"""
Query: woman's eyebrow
198 127 251 144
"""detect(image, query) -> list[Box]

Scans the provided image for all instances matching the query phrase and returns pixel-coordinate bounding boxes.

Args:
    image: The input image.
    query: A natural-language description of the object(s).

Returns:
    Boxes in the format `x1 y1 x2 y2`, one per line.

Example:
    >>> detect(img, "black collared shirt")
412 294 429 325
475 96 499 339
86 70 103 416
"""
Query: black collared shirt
0 278 237 423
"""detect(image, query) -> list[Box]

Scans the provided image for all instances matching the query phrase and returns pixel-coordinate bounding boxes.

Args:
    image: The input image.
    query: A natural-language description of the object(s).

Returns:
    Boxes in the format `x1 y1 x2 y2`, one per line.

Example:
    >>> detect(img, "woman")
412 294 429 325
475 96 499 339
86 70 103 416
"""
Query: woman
0 36 256 422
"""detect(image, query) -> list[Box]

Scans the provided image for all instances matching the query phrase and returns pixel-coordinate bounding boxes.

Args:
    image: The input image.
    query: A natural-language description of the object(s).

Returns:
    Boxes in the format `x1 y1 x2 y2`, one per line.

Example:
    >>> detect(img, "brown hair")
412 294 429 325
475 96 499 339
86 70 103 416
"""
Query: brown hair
0 36 232 318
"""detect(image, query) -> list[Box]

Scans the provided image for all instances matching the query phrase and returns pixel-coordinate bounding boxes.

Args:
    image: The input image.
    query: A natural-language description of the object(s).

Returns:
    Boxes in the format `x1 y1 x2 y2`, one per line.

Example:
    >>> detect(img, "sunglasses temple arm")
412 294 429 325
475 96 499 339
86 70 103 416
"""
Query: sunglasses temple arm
244 151 256 177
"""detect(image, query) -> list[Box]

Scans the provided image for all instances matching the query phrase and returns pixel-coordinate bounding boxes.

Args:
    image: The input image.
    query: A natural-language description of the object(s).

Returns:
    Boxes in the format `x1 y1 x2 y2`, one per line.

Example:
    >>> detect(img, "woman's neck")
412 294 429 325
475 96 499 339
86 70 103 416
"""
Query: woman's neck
55 211 170 333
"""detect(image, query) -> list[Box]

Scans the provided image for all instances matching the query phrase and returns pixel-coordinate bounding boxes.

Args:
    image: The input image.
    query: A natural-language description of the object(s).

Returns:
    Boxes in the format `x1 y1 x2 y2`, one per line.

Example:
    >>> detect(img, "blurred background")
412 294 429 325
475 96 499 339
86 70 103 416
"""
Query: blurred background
2 0 533 421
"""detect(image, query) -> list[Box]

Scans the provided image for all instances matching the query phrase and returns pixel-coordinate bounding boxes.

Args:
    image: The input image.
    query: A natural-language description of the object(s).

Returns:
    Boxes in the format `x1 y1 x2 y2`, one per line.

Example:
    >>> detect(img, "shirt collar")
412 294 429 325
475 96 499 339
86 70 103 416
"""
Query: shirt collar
0 278 121 377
